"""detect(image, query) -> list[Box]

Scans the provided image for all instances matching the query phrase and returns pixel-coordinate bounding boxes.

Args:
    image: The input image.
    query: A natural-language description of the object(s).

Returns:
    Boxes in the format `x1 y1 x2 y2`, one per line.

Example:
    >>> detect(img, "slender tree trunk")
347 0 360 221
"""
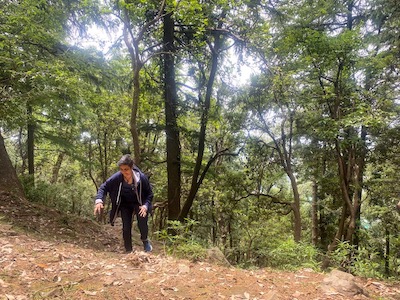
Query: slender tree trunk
353 125 367 248
103 132 108 180
319 146 329 250
0 131 25 198
319 204 328 249
322 201 348 269
179 12 225 221
163 11 181 221
130 66 142 166
211 198 217 245
311 180 319 246
266 127 302 242
122 8 143 166
88 138 98 190
385 227 390 277
288 171 302 242
124 20 143 166
27 104 35 184
18 128 27 173
121 1 166 166
51 152 65 184
336 147 356 240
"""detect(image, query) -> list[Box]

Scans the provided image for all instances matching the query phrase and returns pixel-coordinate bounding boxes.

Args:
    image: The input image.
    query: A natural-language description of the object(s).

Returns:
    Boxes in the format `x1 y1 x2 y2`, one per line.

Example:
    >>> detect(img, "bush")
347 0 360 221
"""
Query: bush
330 241 382 278
268 239 321 270
156 219 207 261
21 178 94 217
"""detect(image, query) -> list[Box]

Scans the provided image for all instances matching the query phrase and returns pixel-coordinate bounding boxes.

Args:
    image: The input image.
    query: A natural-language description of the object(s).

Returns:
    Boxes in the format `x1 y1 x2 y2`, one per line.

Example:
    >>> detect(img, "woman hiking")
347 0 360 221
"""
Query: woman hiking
94 154 153 253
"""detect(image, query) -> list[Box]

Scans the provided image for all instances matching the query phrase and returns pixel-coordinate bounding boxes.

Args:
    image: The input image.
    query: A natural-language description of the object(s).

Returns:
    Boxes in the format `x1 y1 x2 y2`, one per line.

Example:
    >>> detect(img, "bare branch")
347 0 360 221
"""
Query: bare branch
197 148 242 187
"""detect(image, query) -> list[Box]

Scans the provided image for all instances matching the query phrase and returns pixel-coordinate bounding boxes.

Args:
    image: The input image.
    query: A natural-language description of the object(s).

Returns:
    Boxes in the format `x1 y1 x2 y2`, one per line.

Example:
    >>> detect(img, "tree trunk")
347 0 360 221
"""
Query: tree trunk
211 198 217 245
104 132 108 179
163 11 181 221
130 65 142 166
266 118 302 242
385 227 390 277
311 180 319 246
0 131 25 198
18 128 27 173
122 8 143 166
336 147 356 240
319 0 364 257
322 200 348 269
179 12 225 221
288 171 302 242
121 1 167 166
51 152 65 184
27 104 35 185
353 125 367 248
319 148 329 250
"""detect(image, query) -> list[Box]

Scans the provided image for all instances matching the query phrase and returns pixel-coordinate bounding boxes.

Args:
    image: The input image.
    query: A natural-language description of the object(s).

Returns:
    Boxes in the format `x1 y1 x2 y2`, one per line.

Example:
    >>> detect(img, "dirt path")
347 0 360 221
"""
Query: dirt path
0 194 399 300
1 222 399 300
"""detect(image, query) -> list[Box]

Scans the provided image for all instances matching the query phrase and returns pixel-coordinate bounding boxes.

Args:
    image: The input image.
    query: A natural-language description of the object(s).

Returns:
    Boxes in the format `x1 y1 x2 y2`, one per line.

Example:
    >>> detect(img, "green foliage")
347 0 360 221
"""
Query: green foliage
1 0 399 280
329 241 383 279
259 239 321 271
155 220 207 261
21 178 94 217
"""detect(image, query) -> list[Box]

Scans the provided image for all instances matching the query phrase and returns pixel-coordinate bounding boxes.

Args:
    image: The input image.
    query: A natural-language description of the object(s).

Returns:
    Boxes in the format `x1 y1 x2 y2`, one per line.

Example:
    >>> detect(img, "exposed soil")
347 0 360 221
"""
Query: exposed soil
0 192 399 300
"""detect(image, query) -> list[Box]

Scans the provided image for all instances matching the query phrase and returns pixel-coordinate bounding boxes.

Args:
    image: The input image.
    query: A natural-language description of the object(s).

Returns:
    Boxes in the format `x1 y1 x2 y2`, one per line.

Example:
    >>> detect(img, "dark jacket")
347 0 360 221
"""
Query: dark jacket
95 167 153 225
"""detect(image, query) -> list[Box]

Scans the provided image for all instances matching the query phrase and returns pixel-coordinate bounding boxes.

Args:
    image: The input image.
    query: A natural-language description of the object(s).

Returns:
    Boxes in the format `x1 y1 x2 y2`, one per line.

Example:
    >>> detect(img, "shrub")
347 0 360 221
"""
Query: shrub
330 241 382 278
156 219 207 261
21 178 94 217
268 239 321 270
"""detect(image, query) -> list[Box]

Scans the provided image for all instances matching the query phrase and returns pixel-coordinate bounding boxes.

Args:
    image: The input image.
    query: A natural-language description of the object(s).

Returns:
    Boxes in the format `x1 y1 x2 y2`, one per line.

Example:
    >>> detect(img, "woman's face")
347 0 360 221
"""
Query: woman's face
119 164 132 178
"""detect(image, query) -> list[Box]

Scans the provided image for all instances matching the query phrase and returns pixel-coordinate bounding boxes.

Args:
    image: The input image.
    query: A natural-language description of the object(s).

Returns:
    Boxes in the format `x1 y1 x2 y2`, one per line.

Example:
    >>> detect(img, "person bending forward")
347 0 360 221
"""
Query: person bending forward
94 154 153 253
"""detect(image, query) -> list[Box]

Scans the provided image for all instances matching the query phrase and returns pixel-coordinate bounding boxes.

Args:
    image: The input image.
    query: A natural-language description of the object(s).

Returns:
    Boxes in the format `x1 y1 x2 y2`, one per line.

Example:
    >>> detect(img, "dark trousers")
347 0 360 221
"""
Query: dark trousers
119 202 149 252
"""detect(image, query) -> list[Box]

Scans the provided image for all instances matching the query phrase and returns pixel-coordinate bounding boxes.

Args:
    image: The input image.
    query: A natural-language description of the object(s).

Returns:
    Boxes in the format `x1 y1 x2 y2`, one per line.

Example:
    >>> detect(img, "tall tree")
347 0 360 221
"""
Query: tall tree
178 8 227 221
242 71 303 242
0 0 107 182
115 0 166 166
163 8 181 221
273 0 399 265
174 0 249 221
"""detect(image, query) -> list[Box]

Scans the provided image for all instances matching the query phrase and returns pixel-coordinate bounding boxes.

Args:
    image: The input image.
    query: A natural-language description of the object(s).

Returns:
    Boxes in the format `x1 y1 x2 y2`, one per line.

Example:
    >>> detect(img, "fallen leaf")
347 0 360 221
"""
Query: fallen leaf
0 278 10 288
83 290 97 296
160 288 168 296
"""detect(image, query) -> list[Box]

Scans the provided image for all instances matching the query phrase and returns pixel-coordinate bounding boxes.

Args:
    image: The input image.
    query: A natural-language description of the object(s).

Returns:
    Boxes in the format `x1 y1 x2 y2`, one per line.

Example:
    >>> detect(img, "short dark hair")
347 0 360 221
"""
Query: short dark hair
117 154 134 168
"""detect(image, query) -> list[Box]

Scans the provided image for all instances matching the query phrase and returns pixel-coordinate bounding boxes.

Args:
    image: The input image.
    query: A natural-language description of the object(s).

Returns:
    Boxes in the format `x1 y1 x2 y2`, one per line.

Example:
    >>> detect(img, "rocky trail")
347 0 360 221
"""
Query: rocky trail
0 193 399 300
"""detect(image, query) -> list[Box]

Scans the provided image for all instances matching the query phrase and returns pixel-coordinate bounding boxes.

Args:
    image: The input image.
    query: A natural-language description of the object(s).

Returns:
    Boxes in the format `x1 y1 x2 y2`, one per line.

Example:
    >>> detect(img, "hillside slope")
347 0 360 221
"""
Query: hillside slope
1 192 399 300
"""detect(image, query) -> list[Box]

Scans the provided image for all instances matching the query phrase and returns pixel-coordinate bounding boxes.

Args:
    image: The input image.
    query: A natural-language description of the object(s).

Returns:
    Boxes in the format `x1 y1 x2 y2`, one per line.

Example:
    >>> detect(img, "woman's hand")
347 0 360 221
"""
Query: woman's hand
94 203 104 216
139 205 148 217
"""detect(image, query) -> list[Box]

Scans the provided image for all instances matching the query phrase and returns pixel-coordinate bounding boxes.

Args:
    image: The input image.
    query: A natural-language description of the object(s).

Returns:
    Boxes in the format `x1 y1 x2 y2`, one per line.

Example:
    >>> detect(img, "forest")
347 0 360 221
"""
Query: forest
0 0 399 279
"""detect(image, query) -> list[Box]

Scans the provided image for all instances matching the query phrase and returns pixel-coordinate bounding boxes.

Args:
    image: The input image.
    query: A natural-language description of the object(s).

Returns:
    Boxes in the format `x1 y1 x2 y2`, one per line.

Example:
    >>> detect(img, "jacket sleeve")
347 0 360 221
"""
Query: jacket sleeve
141 174 153 211
95 172 119 203
95 181 109 203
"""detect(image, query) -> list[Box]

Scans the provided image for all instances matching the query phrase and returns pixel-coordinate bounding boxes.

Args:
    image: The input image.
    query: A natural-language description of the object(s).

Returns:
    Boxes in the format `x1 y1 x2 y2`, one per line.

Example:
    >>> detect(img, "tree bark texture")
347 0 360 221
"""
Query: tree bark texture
27 104 35 181
163 11 181 221
311 180 319 246
0 131 25 198
51 152 65 184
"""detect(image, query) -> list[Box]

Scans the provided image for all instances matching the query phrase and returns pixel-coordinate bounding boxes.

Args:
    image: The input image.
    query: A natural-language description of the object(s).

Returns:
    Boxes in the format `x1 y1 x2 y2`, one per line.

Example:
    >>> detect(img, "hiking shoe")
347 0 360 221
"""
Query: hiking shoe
143 240 153 252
